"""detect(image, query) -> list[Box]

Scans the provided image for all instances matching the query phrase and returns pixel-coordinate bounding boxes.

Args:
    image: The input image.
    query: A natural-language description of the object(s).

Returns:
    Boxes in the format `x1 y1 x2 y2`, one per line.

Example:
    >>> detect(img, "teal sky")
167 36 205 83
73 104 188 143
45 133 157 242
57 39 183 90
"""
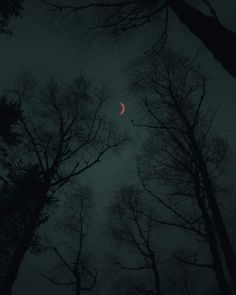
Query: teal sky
1 1 236 294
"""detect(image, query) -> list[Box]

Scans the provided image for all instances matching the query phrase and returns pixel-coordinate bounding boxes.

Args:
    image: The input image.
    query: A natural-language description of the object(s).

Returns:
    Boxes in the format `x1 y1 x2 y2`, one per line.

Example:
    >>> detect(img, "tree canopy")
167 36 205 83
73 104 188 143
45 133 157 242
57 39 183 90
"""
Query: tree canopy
44 0 236 79
0 0 24 34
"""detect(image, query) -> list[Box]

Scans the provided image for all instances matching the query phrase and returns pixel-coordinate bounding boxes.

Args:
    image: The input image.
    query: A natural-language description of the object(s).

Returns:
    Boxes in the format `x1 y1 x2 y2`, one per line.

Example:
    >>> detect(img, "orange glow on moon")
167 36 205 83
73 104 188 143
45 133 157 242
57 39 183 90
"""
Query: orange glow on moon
119 102 126 115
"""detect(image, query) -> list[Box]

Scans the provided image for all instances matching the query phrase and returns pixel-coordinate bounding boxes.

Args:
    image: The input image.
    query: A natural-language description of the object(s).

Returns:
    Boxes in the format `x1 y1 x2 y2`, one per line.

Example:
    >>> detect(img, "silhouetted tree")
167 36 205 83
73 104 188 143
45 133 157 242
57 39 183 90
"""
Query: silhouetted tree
41 185 97 295
43 0 236 79
0 94 21 213
0 96 27 293
0 164 44 293
0 96 21 168
130 48 235 294
0 96 20 145
0 0 24 34
0 73 127 295
107 185 162 295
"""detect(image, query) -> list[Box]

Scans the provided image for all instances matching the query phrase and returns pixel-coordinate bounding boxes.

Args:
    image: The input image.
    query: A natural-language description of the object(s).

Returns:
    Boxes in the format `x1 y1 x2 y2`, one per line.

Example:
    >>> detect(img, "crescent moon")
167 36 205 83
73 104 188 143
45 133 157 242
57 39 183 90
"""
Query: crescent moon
119 102 126 115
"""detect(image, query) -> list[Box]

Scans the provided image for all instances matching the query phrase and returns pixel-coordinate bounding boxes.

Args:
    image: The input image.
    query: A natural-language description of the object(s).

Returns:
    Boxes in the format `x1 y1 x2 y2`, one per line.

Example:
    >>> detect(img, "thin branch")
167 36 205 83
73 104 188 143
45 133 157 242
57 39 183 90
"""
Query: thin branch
175 255 213 269
138 167 205 237
201 0 221 23
43 0 142 12
39 273 76 286
48 246 74 273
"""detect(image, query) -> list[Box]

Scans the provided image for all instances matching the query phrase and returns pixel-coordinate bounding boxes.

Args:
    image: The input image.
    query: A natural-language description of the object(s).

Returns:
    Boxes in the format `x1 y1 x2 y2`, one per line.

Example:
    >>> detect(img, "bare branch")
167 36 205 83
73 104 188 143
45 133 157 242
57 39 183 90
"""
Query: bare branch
175 255 213 269
39 273 76 286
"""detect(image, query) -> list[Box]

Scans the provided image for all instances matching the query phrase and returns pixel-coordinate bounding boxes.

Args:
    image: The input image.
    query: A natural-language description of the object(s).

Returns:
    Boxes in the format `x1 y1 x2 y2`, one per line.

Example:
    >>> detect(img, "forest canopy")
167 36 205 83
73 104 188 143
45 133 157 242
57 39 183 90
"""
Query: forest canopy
0 1 236 295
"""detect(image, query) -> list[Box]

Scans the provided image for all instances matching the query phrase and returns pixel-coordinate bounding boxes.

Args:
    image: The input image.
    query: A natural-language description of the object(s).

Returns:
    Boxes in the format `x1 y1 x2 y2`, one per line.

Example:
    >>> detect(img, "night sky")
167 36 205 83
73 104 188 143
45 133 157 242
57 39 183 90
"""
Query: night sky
1 1 236 294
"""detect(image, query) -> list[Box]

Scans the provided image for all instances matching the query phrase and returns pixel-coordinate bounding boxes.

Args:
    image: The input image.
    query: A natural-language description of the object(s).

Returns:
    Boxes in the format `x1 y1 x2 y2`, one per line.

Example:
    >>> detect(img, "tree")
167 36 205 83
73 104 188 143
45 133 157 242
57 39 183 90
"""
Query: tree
41 185 97 295
0 0 24 34
0 96 21 145
0 94 21 195
129 48 235 294
0 96 27 292
0 164 44 293
0 73 127 295
0 96 21 167
107 185 162 295
43 0 236 79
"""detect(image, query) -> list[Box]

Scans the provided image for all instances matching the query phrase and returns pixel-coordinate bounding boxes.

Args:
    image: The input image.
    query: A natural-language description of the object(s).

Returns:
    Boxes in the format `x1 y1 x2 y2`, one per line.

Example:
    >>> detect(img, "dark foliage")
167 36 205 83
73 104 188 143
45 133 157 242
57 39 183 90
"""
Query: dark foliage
0 0 24 34
0 96 21 145
0 164 44 293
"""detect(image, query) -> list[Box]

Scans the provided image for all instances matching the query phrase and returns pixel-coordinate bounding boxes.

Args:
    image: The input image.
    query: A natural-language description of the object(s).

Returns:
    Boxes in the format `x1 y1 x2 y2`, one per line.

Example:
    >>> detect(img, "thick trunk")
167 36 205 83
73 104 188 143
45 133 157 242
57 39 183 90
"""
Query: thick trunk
75 276 81 295
188 127 236 289
193 174 232 295
198 160 236 291
182 111 236 291
168 0 236 79
75 284 81 295
199 203 231 295
0 188 48 295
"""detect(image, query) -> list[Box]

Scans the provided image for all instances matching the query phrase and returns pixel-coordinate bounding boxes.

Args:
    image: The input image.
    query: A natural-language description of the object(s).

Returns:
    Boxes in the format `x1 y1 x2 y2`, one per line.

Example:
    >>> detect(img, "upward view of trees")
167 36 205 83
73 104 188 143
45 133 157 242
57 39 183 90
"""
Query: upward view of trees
128 48 235 294
43 0 236 79
41 186 97 295
0 73 127 295
107 185 162 295
1 1 236 295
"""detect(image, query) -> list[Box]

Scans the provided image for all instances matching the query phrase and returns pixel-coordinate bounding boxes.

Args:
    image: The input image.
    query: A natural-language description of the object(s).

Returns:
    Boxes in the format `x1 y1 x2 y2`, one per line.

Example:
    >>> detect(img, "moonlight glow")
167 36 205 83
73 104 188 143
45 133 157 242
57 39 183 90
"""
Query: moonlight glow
119 101 126 115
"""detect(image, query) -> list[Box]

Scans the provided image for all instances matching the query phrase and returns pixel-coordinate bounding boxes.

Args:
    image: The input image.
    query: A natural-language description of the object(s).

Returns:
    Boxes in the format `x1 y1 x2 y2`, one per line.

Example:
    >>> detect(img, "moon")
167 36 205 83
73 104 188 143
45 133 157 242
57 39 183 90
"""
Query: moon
119 102 126 115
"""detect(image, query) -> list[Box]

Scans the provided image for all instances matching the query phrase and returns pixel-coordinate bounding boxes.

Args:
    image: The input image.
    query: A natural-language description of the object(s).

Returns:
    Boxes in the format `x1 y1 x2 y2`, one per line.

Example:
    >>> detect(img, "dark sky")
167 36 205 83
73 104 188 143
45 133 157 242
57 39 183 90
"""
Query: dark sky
1 1 236 294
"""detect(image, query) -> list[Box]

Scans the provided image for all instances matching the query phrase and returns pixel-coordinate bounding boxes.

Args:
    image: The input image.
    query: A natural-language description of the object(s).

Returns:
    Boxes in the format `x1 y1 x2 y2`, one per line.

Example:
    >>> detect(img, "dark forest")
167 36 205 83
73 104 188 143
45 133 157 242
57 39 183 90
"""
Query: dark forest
0 1 236 294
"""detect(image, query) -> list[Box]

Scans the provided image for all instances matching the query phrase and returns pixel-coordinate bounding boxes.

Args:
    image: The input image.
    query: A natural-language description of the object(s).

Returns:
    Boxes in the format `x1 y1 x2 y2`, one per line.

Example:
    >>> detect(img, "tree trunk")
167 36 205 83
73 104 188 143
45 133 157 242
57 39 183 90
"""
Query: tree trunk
168 0 236 79
75 276 81 295
150 252 161 295
187 127 236 290
0 187 48 295
182 110 236 291
198 159 236 291
192 173 232 295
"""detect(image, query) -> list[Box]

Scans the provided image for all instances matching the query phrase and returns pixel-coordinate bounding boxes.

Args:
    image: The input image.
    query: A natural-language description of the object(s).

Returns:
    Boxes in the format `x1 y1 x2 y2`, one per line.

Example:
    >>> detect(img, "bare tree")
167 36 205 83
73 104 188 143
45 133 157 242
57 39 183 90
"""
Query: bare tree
129 48 235 294
0 73 127 295
43 0 236 79
107 185 162 295
41 185 97 295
